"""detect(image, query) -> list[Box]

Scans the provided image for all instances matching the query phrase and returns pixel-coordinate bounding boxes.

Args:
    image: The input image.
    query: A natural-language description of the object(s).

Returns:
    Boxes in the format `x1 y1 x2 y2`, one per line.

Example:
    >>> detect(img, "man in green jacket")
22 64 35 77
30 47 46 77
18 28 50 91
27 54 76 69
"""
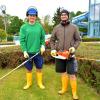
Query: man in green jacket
50 9 81 100
20 6 45 90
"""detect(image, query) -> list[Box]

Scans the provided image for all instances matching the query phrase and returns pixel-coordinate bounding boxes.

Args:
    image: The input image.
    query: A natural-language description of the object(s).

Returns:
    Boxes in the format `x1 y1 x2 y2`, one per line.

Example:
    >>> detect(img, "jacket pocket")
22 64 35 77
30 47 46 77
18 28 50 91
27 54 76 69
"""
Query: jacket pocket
55 41 59 51
70 40 74 47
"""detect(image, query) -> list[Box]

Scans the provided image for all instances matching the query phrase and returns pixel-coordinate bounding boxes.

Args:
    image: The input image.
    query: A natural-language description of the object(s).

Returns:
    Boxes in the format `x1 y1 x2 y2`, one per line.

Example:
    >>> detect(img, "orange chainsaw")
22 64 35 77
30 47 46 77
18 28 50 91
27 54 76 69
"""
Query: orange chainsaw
54 50 70 60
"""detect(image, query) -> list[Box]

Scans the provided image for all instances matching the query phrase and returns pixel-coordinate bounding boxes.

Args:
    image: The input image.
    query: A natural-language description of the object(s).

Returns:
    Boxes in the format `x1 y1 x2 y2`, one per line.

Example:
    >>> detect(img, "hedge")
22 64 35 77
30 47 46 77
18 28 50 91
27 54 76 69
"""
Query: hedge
78 60 100 94
7 35 14 41
0 51 24 68
0 47 54 68
82 37 100 42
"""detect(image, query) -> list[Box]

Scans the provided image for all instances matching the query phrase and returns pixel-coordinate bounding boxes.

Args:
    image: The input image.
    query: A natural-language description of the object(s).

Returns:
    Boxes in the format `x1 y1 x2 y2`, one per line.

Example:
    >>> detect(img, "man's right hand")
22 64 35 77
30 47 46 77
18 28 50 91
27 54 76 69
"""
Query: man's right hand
24 51 29 58
51 50 57 57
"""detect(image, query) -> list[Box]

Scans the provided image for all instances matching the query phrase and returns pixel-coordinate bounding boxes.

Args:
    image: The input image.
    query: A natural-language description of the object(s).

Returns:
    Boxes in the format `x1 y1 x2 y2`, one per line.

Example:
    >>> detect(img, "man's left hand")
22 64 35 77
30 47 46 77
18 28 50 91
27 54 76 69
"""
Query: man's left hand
69 47 75 53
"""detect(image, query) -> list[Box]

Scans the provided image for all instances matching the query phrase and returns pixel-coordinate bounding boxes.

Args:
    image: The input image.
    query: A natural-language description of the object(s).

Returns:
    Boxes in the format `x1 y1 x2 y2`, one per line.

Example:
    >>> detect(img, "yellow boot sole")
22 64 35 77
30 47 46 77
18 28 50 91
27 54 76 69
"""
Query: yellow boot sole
58 90 67 95
73 94 79 100
23 84 31 90
38 84 45 89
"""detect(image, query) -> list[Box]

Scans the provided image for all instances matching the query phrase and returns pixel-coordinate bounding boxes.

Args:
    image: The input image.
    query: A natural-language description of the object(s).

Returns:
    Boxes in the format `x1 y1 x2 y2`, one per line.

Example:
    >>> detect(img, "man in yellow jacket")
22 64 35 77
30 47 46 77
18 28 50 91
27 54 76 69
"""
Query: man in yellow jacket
20 6 45 90
50 9 81 100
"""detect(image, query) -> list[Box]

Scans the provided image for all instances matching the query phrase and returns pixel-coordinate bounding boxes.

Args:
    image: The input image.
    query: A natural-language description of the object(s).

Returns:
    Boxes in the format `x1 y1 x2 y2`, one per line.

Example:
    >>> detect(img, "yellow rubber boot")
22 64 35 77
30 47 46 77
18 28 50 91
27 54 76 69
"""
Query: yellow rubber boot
70 79 78 100
58 74 69 95
36 72 45 89
23 72 32 90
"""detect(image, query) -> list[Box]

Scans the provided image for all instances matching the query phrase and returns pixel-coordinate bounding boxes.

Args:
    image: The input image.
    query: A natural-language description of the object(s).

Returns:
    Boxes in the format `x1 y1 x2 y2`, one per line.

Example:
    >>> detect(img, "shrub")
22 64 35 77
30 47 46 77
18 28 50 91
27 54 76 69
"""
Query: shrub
0 47 53 68
43 49 54 63
78 60 100 94
7 35 13 41
0 51 24 68
0 29 7 41
82 37 100 42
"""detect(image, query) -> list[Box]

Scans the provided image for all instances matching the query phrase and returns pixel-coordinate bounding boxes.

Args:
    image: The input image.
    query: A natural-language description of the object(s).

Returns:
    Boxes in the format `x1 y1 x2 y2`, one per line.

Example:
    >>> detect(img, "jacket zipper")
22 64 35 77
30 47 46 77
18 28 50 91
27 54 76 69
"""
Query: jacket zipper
63 26 65 50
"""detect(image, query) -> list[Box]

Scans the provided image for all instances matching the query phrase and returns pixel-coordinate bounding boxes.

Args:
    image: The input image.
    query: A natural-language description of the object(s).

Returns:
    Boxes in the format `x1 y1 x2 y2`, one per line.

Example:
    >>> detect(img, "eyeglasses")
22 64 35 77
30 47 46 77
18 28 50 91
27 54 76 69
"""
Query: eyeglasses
61 14 67 16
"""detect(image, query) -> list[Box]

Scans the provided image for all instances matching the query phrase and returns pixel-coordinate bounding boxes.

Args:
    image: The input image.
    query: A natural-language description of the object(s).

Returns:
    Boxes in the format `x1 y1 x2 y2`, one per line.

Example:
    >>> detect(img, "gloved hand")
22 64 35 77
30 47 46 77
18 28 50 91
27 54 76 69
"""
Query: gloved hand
40 45 45 55
24 51 29 58
51 50 57 57
69 47 75 53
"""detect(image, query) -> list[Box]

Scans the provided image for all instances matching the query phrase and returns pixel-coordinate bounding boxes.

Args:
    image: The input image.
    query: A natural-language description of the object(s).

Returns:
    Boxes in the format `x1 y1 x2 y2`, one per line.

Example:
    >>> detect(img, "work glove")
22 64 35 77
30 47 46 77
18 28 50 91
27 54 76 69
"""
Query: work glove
40 45 45 55
69 47 75 53
24 51 29 58
51 50 57 57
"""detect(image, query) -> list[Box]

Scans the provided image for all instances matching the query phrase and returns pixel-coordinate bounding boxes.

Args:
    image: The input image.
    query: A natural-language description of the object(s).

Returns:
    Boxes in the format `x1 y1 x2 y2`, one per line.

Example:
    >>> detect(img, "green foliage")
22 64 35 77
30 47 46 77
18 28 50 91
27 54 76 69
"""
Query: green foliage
0 16 4 29
78 60 100 93
43 49 54 63
79 27 87 33
79 27 87 37
0 45 20 53
0 47 54 68
0 51 24 68
0 14 14 32
43 15 53 33
52 7 62 27
76 42 100 59
0 28 7 41
82 38 100 42
76 42 100 93
70 11 76 20
7 35 13 41
7 16 24 35
0 46 22 68
92 70 100 93
76 11 84 16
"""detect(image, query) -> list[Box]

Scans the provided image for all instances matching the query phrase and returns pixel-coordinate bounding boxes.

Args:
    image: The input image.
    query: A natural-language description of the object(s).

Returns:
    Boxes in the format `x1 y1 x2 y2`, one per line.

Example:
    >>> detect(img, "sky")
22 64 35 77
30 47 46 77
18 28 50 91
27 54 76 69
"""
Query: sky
0 0 89 20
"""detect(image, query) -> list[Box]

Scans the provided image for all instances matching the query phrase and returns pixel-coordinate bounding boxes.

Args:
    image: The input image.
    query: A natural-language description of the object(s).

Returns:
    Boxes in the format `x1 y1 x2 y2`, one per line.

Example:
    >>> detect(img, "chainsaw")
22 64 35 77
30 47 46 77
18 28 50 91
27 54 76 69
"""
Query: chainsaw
54 50 70 60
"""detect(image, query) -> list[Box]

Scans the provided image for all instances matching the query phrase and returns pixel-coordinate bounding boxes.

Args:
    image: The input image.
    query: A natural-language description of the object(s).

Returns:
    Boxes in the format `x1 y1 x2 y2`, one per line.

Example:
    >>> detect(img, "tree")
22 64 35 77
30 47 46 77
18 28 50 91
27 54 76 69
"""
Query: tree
52 7 78 26
70 11 76 20
0 16 5 29
0 14 13 33
42 15 53 34
0 28 7 41
76 11 83 16
52 7 62 27
7 16 24 35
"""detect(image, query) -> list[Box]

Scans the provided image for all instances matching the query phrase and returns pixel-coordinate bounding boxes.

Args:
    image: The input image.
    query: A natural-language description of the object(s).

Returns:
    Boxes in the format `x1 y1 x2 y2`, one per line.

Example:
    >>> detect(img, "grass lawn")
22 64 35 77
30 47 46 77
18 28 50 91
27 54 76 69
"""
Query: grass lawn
76 42 100 59
0 64 99 100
